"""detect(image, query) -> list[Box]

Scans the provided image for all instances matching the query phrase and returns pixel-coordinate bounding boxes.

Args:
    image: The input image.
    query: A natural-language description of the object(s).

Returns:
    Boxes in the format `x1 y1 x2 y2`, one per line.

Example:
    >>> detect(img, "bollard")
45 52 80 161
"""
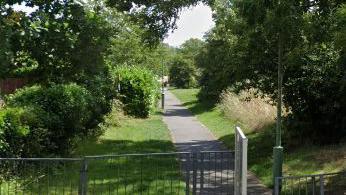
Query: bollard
161 92 165 110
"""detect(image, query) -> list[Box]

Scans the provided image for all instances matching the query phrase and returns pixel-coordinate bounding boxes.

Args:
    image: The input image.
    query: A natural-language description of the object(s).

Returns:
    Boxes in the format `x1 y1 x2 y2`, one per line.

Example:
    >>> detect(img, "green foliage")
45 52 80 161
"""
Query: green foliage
0 0 115 83
168 38 204 89
179 38 205 59
0 106 51 157
107 0 209 44
0 107 29 157
0 0 189 156
113 66 159 118
3 84 99 156
169 56 198 88
196 0 346 143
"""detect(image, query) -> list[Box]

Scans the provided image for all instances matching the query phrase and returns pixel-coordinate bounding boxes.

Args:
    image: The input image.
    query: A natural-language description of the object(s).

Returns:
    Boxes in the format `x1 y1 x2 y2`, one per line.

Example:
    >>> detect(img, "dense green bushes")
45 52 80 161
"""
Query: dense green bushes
0 107 31 157
0 84 103 157
0 0 190 158
0 106 52 157
0 68 160 157
113 66 159 118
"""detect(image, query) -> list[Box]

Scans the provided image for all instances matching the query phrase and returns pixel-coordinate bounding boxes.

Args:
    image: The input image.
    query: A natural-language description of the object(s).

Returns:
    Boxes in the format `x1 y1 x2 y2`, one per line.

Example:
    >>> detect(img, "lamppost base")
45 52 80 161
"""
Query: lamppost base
273 146 283 194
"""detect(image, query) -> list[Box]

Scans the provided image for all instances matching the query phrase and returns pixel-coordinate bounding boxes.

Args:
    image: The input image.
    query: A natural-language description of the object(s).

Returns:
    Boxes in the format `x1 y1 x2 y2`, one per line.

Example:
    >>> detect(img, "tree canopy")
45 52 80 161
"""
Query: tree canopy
195 0 346 143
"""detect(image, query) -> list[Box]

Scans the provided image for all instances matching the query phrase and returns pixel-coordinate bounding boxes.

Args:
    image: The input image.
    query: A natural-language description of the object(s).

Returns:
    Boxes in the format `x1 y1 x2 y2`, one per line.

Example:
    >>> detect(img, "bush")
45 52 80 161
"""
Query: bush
4 83 96 156
169 57 198 88
81 74 116 130
0 106 51 157
0 107 29 157
113 66 159 118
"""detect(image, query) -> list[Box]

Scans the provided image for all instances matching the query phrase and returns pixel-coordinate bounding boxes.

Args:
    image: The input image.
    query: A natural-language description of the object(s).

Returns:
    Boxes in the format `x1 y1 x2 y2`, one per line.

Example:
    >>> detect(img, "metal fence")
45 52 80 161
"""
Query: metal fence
234 126 248 195
0 158 82 194
0 127 250 195
275 172 346 195
0 151 236 195
181 151 235 195
84 152 187 195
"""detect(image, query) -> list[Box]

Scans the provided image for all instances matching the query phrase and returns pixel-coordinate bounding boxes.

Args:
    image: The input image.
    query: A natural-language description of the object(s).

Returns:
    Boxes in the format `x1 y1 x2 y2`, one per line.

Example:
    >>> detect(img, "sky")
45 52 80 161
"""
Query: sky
164 4 214 47
11 3 37 14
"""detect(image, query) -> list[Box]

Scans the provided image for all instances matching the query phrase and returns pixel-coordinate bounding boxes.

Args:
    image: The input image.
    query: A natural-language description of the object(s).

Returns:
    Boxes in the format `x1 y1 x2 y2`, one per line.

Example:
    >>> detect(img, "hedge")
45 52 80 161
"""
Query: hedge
113 66 159 118
1 83 98 157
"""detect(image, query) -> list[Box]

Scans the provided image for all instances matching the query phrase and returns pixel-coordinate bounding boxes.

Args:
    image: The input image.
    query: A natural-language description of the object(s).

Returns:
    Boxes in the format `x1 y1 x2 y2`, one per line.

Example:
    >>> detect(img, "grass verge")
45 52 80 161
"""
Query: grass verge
170 88 346 187
75 112 175 155
0 111 185 194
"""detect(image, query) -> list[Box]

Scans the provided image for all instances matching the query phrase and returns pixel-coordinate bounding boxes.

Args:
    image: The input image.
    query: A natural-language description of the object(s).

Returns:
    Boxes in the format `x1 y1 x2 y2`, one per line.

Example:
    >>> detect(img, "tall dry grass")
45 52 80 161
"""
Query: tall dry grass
219 88 277 132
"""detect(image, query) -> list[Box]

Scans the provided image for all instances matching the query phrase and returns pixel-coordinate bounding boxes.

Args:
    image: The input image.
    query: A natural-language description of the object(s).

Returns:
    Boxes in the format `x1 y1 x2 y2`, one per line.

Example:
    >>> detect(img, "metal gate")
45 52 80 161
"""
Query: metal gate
181 151 235 195
0 127 248 195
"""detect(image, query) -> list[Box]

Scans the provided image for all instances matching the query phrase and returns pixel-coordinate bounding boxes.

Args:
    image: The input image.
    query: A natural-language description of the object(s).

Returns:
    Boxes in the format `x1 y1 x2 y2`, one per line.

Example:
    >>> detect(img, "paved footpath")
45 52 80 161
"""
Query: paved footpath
162 90 271 195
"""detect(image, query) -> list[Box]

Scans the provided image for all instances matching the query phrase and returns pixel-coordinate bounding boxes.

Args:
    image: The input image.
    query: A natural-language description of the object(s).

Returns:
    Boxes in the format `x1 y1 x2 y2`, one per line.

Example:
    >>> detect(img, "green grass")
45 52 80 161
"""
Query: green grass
170 88 346 187
75 112 176 155
0 111 185 194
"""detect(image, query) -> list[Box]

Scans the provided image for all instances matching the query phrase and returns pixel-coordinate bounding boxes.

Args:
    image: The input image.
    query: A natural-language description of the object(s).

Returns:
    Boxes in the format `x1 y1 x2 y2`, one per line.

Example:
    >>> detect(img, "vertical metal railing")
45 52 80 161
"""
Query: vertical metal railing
0 158 82 195
79 158 88 195
85 152 187 195
275 172 346 195
192 152 197 194
234 126 248 195
183 151 234 195
0 151 238 195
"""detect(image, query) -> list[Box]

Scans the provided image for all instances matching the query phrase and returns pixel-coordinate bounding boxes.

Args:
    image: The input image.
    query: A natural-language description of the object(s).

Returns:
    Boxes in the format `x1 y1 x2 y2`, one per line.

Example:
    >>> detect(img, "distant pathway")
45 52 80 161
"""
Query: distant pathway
162 89 271 195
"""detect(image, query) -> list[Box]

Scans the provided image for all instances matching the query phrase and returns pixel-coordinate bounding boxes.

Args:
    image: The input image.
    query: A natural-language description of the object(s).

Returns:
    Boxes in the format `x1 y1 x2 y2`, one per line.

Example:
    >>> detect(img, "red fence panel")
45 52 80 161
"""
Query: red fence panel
0 78 28 94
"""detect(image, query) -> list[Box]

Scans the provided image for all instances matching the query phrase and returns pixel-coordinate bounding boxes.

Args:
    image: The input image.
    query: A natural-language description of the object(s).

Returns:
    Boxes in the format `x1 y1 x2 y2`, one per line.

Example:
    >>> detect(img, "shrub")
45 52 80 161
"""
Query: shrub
81 74 116 130
169 56 198 88
0 107 29 157
113 66 159 118
5 83 96 156
0 106 51 157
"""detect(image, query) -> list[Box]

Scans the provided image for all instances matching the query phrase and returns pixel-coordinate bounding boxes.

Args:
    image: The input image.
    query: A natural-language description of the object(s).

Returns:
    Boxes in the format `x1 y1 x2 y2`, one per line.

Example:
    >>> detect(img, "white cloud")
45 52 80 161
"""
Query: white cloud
12 3 37 15
164 3 214 47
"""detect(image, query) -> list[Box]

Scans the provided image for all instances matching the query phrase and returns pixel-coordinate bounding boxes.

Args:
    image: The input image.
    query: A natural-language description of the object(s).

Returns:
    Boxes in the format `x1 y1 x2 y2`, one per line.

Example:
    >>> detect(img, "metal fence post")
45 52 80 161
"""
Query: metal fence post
312 176 316 195
241 135 248 195
192 153 197 195
234 126 248 195
319 175 324 195
235 131 239 195
200 153 204 191
185 154 191 195
79 158 88 195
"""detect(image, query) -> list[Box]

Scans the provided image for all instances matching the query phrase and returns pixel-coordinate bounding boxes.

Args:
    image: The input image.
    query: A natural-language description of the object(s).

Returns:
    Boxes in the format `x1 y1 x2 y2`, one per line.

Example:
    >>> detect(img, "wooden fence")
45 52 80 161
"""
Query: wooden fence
0 78 28 94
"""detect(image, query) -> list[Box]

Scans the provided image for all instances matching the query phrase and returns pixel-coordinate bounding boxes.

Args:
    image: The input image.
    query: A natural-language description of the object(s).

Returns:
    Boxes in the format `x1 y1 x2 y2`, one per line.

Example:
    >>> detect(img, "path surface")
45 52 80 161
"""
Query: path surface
162 90 271 195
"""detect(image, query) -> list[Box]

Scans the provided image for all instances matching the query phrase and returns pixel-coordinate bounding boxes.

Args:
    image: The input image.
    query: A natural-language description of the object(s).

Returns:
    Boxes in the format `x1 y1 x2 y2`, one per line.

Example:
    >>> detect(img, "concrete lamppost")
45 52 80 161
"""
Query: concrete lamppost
273 33 283 191
273 1 284 192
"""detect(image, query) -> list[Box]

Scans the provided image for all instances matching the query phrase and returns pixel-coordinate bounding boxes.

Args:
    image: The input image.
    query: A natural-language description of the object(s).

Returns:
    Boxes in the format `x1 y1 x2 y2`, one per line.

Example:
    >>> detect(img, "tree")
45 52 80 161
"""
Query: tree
179 38 205 59
169 56 197 88
106 0 210 44
196 0 346 143
0 1 116 83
